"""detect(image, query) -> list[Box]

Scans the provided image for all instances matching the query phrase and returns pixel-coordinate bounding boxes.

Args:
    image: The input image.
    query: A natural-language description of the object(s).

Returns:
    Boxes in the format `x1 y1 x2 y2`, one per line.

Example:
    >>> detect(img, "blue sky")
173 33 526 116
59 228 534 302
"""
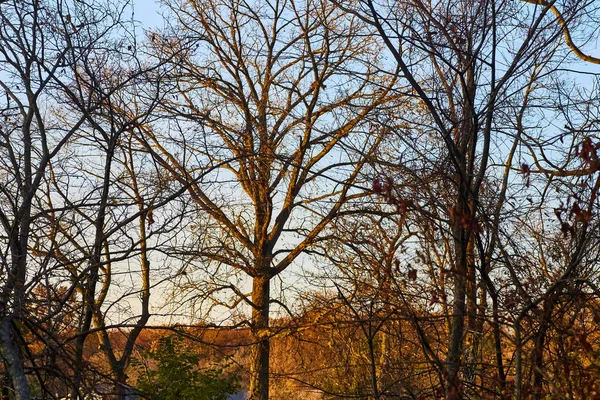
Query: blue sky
132 0 162 29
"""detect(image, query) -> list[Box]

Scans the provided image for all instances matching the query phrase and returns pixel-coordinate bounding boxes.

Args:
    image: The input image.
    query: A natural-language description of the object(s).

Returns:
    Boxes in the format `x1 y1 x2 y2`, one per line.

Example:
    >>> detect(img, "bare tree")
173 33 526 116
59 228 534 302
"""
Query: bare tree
328 0 600 397
131 0 396 397
0 0 128 397
0 1 173 397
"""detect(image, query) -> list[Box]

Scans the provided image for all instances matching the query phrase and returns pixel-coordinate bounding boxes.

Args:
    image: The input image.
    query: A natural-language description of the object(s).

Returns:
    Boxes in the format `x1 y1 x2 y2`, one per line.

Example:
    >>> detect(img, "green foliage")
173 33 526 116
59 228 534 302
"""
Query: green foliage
135 335 240 400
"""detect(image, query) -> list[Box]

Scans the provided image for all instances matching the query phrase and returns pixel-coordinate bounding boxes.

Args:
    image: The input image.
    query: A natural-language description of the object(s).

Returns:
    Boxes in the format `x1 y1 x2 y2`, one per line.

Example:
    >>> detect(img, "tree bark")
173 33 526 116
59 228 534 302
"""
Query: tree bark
1 369 10 400
249 276 270 400
0 320 30 400
446 188 472 400
532 297 553 399
446 234 467 400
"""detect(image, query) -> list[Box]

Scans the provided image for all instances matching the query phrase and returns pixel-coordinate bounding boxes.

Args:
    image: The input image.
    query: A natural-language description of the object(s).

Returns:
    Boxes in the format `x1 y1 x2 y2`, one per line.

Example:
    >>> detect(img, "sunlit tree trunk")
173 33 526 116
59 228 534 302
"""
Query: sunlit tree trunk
249 275 271 400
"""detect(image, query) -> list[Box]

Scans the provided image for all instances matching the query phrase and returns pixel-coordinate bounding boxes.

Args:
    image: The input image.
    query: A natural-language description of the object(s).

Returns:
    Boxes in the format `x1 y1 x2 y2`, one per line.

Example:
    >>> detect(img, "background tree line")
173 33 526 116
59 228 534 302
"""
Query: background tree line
1 0 600 399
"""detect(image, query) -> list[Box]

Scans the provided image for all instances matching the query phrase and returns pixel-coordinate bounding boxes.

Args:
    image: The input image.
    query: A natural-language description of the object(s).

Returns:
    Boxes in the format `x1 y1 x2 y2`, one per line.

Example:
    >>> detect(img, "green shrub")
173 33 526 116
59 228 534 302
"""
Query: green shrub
135 335 240 400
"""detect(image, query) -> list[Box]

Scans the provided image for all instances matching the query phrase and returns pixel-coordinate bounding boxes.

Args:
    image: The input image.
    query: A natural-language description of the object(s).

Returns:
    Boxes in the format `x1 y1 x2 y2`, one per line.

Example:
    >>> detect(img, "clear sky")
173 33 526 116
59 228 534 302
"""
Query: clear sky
132 0 162 30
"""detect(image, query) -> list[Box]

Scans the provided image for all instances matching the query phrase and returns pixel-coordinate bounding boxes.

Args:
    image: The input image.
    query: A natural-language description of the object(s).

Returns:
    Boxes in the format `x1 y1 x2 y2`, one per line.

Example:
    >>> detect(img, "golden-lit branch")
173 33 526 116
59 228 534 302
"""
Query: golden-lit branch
523 0 600 64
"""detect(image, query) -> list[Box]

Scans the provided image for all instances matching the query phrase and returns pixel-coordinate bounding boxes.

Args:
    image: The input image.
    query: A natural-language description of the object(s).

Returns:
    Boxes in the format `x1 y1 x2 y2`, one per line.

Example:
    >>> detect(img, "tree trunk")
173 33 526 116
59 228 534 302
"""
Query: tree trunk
114 371 137 400
532 298 553 399
379 327 390 390
446 245 466 400
368 336 380 399
249 276 270 400
446 198 471 399
0 320 30 400
1 369 10 400
464 240 478 385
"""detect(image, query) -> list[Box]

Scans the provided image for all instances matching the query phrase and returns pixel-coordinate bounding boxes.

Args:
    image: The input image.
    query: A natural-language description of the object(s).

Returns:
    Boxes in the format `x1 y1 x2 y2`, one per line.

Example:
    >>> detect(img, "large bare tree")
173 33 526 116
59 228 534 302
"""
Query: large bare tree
133 0 396 397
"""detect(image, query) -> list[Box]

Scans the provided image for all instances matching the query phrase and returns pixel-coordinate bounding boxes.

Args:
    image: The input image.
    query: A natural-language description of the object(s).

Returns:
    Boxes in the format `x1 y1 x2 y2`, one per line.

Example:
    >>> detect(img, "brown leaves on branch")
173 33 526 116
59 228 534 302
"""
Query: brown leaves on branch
372 175 393 198
555 200 592 238
448 205 482 233
549 137 600 237
521 162 531 187
577 137 600 171
407 268 417 281
147 207 154 226
571 203 592 224
372 175 414 213
429 290 439 306
555 208 575 238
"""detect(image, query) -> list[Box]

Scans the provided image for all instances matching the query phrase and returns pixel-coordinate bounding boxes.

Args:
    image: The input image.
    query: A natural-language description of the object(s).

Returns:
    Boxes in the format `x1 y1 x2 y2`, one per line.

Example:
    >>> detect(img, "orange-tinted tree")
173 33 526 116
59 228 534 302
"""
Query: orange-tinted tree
135 0 395 398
